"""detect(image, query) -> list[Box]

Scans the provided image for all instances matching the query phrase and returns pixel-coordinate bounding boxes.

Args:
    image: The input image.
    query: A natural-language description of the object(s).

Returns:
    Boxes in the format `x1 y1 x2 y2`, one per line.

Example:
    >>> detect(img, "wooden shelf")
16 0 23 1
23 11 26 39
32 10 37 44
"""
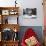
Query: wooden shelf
0 7 19 15
2 40 19 42
0 24 20 32
0 40 19 46
0 7 19 10
0 7 19 46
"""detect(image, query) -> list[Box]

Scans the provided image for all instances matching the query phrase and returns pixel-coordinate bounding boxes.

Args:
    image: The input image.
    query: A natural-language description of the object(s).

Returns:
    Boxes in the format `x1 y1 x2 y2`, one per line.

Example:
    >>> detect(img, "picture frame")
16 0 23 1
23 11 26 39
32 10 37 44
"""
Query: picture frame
2 10 9 15
23 8 37 18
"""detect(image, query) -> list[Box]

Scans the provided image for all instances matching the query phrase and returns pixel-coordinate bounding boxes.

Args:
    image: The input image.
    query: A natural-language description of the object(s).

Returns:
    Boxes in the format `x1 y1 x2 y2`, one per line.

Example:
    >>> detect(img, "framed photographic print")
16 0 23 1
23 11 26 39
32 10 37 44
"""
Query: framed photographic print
2 10 9 15
23 8 37 18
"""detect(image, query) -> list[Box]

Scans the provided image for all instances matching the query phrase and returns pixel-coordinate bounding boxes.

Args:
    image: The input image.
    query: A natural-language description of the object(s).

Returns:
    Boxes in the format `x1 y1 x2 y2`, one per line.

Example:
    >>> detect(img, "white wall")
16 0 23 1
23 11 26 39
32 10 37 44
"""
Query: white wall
0 0 15 7
0 0 44 26
18 0 44 26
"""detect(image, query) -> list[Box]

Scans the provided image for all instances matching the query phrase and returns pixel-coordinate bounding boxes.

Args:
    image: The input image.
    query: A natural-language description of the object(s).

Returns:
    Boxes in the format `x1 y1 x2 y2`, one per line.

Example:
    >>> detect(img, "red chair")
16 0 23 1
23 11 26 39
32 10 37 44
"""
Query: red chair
21 28 41 46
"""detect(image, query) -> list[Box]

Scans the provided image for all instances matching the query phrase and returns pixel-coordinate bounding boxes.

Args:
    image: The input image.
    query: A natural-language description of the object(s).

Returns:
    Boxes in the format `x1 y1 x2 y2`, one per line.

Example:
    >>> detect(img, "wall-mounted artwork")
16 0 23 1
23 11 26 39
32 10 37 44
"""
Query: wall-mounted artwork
23 8 37 18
